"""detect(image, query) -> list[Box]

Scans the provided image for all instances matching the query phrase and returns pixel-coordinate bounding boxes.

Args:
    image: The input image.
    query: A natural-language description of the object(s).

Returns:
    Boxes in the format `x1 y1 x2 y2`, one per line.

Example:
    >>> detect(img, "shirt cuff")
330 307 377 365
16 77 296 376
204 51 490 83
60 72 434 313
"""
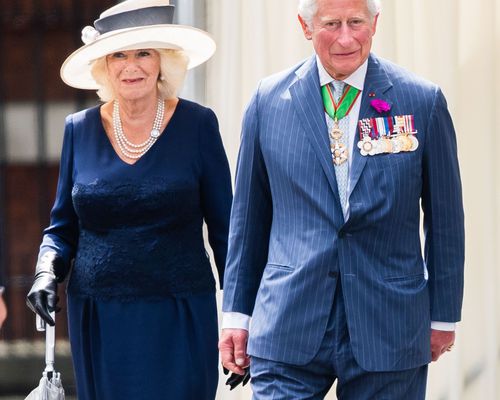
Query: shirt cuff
431 321 456 331
222 316 455 332
0 286 4 295
222 312 251 330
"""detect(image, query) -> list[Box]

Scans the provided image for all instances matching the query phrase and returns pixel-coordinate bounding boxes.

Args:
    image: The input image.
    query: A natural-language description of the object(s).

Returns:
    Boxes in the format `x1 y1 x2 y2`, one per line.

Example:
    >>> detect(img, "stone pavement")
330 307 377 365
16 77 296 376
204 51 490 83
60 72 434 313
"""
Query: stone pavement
0 340 76 397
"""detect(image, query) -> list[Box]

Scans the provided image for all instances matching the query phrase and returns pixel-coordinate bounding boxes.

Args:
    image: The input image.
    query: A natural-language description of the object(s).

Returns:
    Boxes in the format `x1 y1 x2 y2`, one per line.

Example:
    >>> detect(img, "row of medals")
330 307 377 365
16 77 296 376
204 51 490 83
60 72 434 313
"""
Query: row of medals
357 131 418 157
329 121 419 165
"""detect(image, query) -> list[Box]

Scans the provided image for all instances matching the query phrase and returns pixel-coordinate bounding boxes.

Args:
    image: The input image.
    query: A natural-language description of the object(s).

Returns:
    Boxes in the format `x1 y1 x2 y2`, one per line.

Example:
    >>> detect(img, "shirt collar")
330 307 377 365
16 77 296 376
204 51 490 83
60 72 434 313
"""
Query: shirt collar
316 55 368 91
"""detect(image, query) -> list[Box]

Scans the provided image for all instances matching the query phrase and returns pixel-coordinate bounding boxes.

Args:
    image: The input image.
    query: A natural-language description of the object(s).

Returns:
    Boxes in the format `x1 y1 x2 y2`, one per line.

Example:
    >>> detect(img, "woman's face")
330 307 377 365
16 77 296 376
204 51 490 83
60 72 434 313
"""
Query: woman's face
106 49 161 102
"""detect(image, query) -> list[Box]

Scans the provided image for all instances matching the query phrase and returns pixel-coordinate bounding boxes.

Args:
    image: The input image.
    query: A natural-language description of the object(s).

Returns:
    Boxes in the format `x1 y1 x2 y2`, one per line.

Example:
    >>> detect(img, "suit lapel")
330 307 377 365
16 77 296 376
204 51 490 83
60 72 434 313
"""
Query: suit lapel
288 55 394 208
289 56 340 203
349 54 393 197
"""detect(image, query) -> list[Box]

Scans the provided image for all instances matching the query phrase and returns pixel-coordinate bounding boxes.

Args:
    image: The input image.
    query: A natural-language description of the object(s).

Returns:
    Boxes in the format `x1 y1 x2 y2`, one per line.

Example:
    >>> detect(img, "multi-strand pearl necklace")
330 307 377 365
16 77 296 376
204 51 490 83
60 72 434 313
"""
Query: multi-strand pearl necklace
113 98 165 159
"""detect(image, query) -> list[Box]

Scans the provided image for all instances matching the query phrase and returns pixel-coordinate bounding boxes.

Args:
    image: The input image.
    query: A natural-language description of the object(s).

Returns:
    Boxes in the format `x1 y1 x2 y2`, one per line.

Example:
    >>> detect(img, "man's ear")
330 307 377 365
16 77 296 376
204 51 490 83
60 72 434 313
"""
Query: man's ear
298 15 312 40
371 13 379 35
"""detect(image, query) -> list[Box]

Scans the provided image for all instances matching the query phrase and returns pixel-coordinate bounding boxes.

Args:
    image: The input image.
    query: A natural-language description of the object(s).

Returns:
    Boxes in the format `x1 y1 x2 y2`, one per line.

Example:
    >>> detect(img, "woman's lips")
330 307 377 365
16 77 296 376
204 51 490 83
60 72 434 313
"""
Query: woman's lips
122 78 144 83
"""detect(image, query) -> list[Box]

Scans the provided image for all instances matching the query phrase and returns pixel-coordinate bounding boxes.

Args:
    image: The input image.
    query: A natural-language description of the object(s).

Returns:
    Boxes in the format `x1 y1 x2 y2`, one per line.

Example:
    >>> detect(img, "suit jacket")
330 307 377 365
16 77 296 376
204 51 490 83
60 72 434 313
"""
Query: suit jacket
222 53 464 371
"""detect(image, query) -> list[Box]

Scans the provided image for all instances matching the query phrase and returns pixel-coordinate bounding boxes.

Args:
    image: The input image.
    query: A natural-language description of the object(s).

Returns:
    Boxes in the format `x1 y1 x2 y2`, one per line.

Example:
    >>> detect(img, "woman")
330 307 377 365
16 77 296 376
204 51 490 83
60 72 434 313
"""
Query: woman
26 0 232 398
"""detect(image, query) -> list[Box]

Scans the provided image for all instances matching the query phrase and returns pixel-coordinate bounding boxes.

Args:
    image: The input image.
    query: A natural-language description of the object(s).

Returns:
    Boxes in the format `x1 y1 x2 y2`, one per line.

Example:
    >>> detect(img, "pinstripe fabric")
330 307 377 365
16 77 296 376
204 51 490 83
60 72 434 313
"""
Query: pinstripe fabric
222 53 464 372
250 284 428 399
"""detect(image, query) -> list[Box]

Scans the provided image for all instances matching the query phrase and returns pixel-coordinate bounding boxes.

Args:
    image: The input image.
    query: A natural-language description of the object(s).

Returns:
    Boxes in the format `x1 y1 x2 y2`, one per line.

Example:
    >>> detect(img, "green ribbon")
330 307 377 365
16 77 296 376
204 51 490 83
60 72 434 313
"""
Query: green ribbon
321 83 361 121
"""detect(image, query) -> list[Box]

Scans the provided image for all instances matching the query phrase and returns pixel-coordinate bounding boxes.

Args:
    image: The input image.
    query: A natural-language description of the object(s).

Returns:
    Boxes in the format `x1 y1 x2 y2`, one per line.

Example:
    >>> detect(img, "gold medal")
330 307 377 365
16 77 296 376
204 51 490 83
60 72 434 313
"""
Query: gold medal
400 134 413 152
409 135 419 151
331 142 348 165
381 137 393 153
357 135 375 156
391 136 402 153
330 121 343 141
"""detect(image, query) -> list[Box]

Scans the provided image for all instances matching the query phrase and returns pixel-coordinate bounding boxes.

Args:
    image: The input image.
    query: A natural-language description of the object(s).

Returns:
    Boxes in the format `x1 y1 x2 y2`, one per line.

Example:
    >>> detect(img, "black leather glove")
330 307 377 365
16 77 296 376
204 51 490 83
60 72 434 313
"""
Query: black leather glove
224 367 251 390
26 252 67 326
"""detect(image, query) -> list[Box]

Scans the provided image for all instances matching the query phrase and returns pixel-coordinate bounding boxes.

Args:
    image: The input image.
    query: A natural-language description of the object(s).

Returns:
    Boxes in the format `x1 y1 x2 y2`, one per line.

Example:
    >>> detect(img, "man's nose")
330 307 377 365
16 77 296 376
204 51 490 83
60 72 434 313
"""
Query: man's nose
336 24 354 47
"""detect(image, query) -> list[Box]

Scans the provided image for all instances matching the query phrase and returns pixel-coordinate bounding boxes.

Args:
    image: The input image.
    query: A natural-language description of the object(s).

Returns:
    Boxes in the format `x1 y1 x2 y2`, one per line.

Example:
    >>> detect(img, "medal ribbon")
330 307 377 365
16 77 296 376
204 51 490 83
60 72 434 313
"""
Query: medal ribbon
321 83 361 121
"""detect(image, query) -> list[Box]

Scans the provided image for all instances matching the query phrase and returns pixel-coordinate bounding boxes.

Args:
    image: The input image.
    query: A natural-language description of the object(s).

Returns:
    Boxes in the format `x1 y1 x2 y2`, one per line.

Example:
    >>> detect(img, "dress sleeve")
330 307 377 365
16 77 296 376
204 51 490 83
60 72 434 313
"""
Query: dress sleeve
38 115 79 269
199 108 233 289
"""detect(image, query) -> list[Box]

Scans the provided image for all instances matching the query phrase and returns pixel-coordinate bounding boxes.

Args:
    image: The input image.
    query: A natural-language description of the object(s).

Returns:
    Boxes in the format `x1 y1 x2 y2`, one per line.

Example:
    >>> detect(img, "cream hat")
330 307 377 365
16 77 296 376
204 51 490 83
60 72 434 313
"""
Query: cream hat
60 0 216 89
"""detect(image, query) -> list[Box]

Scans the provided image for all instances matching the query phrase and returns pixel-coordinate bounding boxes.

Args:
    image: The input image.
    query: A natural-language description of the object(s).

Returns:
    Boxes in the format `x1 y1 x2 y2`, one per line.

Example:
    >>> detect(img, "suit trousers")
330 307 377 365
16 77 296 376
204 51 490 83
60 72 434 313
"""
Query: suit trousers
250 278 428 400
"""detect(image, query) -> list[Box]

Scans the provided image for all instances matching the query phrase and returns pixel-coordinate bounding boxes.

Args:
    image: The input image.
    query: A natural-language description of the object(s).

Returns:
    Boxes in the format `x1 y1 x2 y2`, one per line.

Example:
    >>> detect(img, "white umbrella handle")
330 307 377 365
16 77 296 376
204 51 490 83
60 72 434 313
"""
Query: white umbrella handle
36 313 56 373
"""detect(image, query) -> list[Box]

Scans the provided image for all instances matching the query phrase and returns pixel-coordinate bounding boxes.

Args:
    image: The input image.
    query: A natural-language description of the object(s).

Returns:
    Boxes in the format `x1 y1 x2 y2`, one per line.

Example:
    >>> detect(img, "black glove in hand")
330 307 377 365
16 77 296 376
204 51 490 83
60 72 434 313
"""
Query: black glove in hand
224 367 251 390
26 252 66 326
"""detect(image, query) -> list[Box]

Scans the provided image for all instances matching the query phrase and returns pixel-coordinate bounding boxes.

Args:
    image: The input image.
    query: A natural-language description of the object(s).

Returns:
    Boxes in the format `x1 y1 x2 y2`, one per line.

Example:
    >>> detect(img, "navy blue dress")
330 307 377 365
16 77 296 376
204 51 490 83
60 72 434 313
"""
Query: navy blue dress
38 99 232 399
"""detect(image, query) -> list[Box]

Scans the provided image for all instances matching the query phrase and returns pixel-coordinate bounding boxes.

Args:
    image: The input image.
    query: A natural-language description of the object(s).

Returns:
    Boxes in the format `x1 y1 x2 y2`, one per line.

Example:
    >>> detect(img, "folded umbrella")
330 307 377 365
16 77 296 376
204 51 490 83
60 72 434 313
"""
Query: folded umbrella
25 313 65 400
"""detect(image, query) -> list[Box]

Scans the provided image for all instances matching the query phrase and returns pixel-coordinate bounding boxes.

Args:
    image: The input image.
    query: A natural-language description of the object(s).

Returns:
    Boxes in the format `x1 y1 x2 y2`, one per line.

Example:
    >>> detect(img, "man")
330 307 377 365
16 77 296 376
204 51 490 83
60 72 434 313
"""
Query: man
220 0 464 398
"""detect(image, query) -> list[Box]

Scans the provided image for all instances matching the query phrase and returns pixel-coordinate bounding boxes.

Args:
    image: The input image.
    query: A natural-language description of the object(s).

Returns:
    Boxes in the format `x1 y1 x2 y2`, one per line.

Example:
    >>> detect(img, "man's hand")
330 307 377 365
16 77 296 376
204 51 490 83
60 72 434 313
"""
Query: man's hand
430 329 455 362
0 295 7 330
219 328 250 375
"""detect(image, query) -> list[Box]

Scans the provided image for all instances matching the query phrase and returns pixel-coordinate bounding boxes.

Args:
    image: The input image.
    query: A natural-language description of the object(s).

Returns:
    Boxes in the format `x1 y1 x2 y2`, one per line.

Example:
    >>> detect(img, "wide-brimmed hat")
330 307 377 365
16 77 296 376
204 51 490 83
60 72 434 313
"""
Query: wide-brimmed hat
60 0 216 89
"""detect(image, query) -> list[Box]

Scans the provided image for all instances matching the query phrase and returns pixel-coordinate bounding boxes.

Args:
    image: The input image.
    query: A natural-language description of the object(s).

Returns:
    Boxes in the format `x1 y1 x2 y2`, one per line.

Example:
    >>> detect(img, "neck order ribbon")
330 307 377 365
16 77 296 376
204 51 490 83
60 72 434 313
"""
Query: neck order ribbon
321 83 361 121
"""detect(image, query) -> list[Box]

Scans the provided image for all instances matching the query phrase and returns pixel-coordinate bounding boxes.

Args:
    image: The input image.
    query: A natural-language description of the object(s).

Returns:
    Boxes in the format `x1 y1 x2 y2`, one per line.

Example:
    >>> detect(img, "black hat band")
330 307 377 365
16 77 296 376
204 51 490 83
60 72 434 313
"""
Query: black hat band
94 5 175 35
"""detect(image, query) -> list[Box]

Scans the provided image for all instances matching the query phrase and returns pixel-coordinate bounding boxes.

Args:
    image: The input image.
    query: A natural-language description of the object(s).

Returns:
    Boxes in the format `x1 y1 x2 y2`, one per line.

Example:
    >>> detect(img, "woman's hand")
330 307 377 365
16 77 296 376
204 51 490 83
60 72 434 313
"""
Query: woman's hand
26 252 66 326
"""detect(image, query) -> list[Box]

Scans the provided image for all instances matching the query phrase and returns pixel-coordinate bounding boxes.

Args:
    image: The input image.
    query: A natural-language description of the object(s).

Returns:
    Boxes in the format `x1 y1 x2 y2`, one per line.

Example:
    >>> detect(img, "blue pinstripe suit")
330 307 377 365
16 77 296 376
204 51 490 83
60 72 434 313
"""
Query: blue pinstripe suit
223 53 464 375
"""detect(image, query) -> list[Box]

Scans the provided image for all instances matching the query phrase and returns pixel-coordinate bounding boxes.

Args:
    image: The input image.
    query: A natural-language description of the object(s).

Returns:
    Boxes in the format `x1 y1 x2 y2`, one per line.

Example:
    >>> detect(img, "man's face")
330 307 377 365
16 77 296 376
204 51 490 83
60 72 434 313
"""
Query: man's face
299 0 378 80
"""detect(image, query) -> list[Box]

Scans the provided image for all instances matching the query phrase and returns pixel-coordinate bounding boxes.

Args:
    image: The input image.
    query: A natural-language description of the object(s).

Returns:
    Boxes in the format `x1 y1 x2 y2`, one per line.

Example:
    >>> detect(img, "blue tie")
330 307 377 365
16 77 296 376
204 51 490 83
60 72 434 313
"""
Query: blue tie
327 80 349 216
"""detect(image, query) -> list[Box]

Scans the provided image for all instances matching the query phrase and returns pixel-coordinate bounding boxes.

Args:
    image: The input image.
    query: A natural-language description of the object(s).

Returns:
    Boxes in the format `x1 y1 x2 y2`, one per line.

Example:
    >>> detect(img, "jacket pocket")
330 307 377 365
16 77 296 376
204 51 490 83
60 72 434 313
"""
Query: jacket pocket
265 263 294 272
383 273 426 293
384 273 425 283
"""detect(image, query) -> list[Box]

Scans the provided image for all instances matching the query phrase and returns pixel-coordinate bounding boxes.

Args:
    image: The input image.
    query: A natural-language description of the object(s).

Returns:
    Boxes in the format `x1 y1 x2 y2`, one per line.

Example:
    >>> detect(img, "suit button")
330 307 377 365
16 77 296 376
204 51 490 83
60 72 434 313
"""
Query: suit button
328 271 339 278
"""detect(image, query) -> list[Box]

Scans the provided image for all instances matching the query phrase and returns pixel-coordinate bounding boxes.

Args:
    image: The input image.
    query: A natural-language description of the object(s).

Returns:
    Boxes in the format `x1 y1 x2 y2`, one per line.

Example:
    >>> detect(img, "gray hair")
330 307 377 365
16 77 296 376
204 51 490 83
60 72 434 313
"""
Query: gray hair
90 49 189 102
298 0 382 26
